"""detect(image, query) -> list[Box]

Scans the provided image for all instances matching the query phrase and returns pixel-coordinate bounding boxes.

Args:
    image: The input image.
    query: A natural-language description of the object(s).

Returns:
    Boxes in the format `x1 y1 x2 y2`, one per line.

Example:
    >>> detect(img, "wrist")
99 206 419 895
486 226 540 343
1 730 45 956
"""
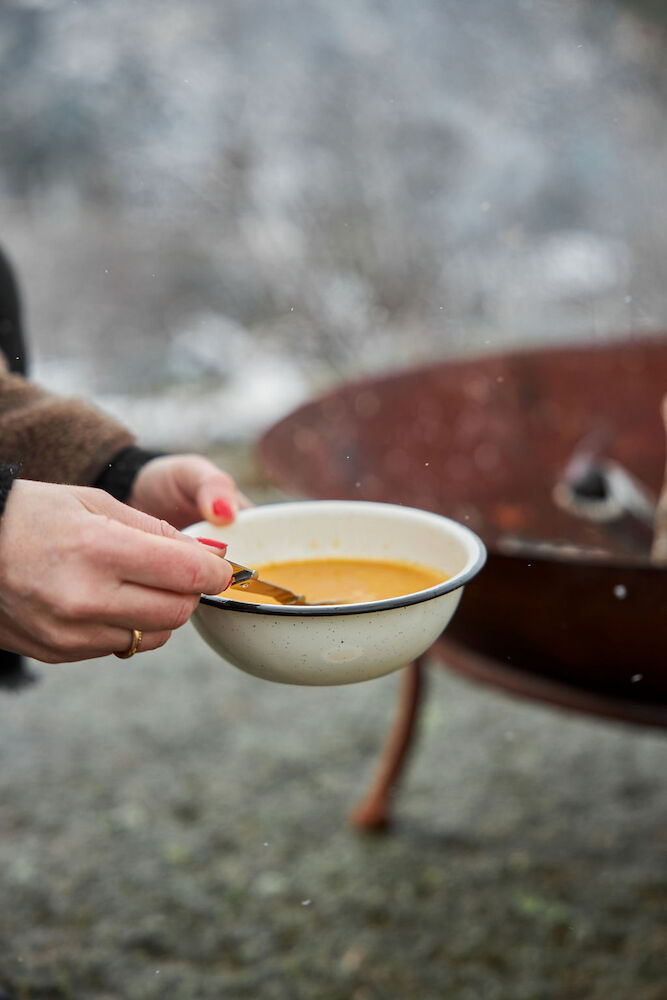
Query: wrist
0 463 19 521
93 446 166 503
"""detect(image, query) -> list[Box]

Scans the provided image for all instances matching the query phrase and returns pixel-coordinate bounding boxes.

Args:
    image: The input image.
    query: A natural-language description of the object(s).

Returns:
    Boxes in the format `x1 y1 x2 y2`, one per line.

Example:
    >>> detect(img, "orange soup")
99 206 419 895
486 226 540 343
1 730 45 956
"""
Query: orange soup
222 557 448 605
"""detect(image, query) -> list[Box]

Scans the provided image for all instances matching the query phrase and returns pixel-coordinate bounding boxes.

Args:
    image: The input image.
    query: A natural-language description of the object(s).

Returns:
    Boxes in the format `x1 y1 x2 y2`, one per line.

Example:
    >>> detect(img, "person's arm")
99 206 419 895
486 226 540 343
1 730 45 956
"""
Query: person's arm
0 251 244 680
0 358 248 523
0 365 245 676
0 357 136 487
94 447 250 526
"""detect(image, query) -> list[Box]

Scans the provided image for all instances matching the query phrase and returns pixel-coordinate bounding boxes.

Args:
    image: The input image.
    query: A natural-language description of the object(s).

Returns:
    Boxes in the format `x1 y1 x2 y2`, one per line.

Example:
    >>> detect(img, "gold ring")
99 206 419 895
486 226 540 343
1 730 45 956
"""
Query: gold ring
114 628 143 660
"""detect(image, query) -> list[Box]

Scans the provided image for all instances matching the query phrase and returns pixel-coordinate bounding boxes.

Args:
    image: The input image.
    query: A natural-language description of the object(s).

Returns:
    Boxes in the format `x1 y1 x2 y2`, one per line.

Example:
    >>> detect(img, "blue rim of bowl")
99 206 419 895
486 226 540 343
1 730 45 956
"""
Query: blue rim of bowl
198 541 487 617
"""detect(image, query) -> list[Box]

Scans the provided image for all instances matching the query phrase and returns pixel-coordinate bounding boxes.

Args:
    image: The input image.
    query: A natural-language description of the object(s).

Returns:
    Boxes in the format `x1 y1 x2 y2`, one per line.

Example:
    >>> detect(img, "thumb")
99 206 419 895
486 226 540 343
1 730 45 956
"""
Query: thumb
147 455 243 524
195 473 242 526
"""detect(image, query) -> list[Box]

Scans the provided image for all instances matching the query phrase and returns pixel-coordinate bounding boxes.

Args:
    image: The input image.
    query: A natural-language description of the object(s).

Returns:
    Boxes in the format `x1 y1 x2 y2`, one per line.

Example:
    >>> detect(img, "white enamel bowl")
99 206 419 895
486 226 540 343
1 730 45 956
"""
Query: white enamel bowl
184 500 486 686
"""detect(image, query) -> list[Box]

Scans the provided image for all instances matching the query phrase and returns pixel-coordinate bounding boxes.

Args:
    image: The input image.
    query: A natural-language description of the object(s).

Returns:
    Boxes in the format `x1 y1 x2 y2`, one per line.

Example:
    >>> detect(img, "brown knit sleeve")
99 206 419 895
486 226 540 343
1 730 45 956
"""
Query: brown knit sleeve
0 358 136 486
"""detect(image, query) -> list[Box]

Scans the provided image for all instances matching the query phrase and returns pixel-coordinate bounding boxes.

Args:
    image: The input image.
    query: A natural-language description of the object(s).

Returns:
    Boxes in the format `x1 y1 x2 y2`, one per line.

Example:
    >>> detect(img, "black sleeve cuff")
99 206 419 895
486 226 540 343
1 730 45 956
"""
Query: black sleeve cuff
0 464 36 689
93 446 166 502
0 462 19 520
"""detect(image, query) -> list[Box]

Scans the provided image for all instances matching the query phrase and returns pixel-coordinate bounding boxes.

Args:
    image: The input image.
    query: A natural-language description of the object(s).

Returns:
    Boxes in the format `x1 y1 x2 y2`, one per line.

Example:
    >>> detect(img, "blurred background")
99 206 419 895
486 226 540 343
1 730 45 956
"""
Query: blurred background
1 1 667 998
3 0 667 449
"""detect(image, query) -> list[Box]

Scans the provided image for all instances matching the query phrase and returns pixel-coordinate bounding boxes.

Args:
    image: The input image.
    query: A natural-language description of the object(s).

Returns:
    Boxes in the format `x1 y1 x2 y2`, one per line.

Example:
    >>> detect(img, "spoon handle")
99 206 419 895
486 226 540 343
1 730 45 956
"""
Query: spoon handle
227 561 304 605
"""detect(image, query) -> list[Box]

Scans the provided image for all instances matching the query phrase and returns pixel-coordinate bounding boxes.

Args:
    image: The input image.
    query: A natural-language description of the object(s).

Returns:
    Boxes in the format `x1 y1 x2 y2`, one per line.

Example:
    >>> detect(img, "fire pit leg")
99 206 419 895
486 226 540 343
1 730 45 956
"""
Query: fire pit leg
349 656 426 832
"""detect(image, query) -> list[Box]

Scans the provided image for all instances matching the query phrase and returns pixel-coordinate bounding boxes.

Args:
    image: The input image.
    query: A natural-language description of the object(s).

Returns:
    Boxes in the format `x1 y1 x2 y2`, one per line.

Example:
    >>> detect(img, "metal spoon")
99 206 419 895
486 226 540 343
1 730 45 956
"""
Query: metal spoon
227 561 344 606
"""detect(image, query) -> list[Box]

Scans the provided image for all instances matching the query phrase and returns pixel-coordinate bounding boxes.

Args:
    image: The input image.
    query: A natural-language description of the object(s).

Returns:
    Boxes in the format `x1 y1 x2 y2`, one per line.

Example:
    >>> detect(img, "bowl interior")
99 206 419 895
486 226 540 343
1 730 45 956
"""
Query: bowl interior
186 500 485 611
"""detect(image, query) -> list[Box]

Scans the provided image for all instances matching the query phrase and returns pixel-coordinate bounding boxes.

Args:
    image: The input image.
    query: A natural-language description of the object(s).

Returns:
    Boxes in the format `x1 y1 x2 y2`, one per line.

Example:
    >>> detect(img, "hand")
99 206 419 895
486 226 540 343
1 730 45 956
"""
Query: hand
0 479 232 663
127 454 251 530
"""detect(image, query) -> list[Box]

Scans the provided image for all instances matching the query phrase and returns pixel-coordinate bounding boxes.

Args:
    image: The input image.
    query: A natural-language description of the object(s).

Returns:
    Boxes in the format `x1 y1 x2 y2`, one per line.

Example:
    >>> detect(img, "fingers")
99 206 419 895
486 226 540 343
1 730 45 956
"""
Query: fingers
207 489 254 521
23 594 197 660
123 454 252 528
0 480 226 666
109 627 172 660
65 626 172 662
86 519 233 595
174 457 251 524
2 617 172 664
59 629 172 663
199 483 253 525
65 583 205 632
75 484 232 592
75 484 187 537
194 473 244 525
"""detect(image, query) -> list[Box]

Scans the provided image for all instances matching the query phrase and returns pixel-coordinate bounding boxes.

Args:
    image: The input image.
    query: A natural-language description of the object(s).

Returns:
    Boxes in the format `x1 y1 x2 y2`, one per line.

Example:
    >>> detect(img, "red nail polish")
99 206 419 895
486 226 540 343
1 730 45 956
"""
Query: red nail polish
212 498 235 519
197 537 228 553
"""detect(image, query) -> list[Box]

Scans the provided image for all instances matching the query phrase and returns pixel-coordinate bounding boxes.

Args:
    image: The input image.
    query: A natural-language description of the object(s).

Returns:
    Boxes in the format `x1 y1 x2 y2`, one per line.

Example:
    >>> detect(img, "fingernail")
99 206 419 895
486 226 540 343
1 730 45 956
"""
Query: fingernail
212 498 236 520
197 537 228 554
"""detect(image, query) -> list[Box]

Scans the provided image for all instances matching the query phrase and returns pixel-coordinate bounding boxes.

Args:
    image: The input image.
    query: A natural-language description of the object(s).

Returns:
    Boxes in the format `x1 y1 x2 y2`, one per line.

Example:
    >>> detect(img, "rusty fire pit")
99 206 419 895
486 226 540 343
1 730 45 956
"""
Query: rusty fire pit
258 336 667 828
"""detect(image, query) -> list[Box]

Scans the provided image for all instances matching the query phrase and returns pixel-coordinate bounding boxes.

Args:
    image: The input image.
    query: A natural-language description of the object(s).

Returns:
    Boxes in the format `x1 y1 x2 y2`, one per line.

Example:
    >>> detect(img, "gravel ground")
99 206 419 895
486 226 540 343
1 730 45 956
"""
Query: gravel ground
0 457 666 1000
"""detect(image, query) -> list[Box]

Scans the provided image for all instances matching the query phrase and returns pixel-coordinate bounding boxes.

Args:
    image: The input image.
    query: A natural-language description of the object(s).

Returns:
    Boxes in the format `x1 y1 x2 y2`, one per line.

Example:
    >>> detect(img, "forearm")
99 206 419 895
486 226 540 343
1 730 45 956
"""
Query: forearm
0 367 137 486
